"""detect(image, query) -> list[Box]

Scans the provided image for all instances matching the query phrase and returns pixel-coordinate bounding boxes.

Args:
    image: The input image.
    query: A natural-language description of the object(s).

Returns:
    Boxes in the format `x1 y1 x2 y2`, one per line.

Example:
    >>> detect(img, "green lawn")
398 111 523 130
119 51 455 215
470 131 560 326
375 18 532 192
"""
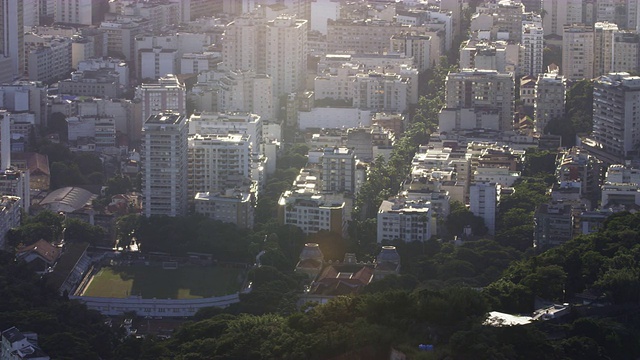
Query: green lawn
82 265 244 299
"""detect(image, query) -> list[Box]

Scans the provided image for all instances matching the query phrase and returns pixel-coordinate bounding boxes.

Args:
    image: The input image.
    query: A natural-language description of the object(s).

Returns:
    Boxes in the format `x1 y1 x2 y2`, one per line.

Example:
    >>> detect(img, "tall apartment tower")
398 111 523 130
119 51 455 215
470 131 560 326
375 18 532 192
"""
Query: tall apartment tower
521 24 544 77
40 0 56 22
469 182 499 236
141 112 188 217
136 74 186 141
23 0 40 27
0 1 24 79
542 0 583 36
187 133 252 201
594 22 618 77
592 73 640 159
265 15 308 97
612 31 640 74
221 14 266 73
562 24 595 80
534 71 567 133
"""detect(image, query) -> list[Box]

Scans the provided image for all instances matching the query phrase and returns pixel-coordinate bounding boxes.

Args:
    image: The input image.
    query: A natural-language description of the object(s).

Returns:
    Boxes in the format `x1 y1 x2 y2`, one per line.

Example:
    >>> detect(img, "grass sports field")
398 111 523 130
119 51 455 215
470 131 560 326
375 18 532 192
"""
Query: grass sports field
81 265 244 299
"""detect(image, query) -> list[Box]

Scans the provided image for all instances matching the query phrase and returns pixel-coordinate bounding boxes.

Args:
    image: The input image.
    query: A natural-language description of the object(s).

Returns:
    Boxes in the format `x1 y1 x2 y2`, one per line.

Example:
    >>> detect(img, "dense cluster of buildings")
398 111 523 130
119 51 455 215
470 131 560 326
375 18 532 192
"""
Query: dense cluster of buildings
1 0 640 284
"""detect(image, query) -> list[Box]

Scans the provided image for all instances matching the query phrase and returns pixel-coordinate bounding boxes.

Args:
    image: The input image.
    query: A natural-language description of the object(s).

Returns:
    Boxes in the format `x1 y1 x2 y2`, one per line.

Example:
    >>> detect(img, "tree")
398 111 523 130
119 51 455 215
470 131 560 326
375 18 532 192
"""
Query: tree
63 218 105 246
445 201 487 238
47 112 68 142
28 211 64 242
116 214 141 247
109 175 133 195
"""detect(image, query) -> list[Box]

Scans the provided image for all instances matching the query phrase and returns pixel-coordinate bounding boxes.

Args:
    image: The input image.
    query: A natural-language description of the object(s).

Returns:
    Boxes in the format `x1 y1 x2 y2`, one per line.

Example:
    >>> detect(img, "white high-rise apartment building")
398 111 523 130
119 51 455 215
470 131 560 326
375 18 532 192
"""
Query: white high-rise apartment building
562 24 595 80
0 1 24 80
521 24 544 77
592 73 640 159
265 15 307 97
142 113 188 217
534 70 566 133
594 22 618 77
187 133 251 201
221 13 266 73
542 0 583 36
469 182 499 236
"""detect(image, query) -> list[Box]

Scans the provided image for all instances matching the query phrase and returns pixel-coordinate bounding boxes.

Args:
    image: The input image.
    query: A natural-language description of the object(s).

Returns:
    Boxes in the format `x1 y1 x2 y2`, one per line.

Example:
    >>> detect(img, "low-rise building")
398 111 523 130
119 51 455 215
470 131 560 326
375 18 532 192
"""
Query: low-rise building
15 239 61 274
278 190 347 237
473 166 521 187
194 190 255 229
377 199 432 243
58 69 121 98
0 327 49 360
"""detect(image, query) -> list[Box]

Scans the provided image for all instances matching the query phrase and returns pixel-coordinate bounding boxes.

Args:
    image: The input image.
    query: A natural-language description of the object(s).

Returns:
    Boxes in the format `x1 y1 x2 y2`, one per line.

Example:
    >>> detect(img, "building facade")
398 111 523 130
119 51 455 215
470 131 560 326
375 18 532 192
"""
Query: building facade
562 24 594 80
377 199 432 243
194 190 254 229
469 181 499 235
592 73 640 159
136 74 186 139
187 133 251 201
265 16 307 97
141 113 188 217
521 24 544 77
319 147 356 194
0 1 24 80
534 70 566 133
440 69 515 131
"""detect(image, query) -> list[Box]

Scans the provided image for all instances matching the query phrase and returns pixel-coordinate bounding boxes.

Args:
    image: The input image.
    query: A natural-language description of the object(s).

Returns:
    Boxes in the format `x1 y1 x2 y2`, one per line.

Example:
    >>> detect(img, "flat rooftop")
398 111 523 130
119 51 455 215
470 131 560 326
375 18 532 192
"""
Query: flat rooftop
145 113 184 125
